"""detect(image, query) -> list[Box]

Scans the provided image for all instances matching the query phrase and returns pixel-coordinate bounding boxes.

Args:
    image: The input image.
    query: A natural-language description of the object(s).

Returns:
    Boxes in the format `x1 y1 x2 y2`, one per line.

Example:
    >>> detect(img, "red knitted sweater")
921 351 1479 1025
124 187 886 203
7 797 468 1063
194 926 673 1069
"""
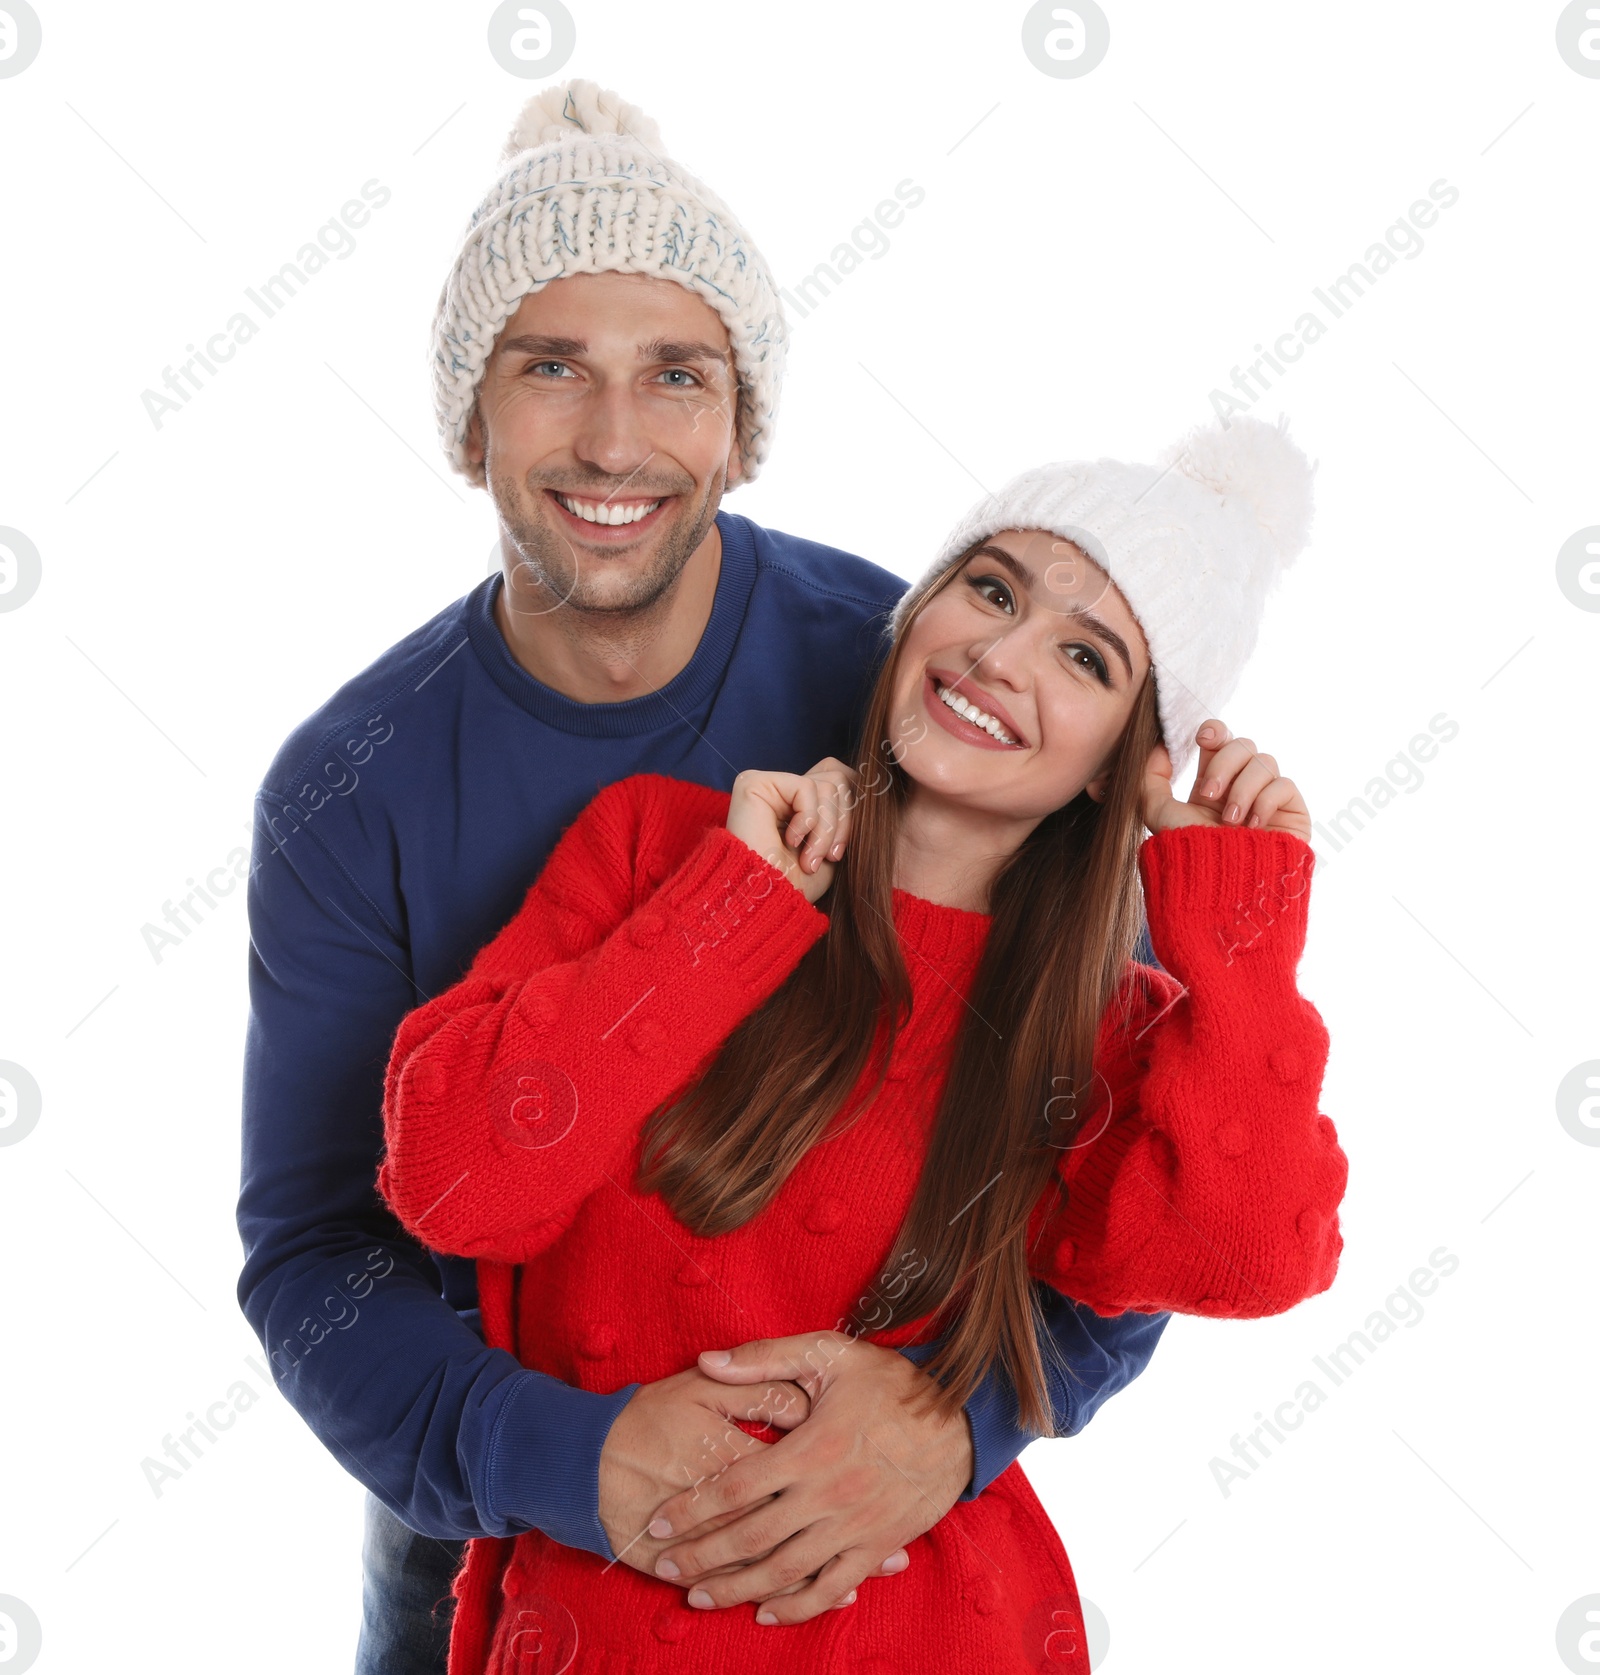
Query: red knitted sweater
378 773 1347 1675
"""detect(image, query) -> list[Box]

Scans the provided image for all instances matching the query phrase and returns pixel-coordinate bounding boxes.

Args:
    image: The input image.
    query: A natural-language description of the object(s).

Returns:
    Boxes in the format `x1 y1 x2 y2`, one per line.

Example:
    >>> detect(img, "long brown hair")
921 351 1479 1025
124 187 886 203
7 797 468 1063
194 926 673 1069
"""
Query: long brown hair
637 540 1163 1437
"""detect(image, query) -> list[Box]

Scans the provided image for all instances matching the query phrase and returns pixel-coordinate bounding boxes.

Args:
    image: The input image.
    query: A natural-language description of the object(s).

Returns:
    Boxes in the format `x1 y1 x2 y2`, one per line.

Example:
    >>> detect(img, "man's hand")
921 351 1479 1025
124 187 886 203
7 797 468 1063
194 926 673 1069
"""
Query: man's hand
641 1331 973 1625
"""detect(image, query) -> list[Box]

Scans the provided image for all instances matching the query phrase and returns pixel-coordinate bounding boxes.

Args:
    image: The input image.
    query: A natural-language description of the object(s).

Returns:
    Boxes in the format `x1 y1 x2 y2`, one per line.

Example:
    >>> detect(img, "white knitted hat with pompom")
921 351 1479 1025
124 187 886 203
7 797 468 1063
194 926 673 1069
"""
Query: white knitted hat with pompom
892 414 1317 781
431 79 786 489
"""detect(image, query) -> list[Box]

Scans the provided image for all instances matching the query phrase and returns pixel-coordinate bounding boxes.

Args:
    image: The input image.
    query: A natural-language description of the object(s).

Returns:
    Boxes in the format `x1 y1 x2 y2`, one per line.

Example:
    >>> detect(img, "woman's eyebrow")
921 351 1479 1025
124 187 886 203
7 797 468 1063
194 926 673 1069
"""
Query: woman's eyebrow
972 545 1134 679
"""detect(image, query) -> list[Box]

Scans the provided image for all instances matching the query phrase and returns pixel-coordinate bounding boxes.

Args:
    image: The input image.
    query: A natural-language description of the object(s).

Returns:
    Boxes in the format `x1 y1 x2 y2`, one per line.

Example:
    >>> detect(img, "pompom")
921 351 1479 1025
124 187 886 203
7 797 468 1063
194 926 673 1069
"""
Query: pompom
1164 412 1316 565
500 78 663 164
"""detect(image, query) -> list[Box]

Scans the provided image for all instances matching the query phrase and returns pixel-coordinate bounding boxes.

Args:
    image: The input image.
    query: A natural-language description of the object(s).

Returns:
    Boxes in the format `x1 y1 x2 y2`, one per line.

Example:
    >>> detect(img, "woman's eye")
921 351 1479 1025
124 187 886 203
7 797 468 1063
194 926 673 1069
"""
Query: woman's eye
967 573 1016 613
1066 644 1111 685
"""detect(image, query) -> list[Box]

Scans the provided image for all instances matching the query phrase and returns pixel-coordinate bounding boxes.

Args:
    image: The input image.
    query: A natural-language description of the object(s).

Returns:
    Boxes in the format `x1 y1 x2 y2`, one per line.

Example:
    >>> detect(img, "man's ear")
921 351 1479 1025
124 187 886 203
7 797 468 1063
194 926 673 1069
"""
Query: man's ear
464 402 484 473
720 386 748 490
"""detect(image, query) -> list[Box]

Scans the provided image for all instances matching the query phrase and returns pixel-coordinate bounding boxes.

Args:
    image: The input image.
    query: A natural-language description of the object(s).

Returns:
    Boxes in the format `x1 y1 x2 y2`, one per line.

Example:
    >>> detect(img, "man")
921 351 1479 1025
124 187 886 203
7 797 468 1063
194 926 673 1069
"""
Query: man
236 78 1169 1673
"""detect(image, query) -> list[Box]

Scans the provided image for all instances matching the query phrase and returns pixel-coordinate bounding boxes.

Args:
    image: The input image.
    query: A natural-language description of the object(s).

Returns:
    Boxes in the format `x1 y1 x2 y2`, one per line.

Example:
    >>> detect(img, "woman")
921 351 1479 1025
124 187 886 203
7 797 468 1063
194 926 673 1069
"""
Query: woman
378 413 1348 1674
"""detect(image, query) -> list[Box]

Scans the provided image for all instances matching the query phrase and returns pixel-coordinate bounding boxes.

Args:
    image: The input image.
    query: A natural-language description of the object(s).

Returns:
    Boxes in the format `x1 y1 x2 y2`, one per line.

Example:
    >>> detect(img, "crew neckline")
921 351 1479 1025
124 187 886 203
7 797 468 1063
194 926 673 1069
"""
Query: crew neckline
889 885 992 968
465 510 758 737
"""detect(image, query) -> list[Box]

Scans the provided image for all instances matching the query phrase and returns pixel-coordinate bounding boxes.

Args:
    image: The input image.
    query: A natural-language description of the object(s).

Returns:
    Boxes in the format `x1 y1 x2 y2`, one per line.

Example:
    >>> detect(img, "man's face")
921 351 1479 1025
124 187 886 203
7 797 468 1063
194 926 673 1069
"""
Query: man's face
465 270 744 615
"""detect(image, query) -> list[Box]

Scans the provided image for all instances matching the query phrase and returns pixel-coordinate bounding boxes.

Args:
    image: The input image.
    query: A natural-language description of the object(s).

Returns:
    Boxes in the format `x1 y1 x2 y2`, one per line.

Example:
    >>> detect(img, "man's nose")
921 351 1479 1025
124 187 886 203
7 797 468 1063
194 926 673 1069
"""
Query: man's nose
570 381 654 479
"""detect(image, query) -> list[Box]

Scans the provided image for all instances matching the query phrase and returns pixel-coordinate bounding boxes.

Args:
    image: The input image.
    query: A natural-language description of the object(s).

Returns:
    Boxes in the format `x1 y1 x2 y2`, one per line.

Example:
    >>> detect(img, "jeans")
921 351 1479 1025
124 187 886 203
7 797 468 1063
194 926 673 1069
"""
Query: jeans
355 1491 468 1674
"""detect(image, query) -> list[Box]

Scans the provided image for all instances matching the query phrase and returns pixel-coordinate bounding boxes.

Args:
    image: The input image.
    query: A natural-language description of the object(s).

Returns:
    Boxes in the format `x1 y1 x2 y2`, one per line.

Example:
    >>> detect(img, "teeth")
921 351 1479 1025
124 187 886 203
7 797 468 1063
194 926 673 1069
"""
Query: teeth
554 492 663 526
935 680 1018 745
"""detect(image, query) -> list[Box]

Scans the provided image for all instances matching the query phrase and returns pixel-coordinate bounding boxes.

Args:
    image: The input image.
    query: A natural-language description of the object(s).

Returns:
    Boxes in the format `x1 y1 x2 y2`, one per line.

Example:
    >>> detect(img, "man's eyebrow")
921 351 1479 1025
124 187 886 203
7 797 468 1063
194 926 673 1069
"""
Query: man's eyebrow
497 334 588 360
494 333 730 369
636 337 730 367
970 543 1134 680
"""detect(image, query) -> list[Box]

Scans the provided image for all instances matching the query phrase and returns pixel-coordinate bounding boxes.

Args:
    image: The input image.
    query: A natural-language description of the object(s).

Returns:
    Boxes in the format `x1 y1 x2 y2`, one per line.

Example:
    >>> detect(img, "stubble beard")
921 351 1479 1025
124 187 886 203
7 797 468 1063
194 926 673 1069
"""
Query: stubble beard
491 462 724 620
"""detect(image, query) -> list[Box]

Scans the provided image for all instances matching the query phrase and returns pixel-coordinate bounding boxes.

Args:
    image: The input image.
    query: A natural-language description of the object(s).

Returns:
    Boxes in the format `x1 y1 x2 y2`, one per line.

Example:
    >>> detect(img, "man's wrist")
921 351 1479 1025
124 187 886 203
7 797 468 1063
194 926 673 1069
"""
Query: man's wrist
484 1371 641 1558
894 1340 985 1499
896 1327 1066 1500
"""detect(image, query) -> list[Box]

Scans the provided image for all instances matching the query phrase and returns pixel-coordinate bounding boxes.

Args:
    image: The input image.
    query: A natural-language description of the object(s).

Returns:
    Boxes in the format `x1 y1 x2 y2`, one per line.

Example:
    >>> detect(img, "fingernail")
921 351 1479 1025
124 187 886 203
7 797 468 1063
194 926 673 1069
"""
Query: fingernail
830 1590 858 1608
1202 779 1220 800
1247 813 1261 829
700 1349 731 1366
755 1609 778 1626
880 1550 910 1574
649 1517 673 1538
1199 726 1216 740
688 1588 716 1609
1225 803 1240 824
655 1557 680 1578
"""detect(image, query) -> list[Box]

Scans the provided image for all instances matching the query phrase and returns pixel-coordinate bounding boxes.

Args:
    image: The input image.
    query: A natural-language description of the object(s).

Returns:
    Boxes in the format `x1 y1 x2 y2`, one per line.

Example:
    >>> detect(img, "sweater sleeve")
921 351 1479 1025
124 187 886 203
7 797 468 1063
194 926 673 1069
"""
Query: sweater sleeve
237 774 638 1553
377 778 830 1263
1028 823 1347 1319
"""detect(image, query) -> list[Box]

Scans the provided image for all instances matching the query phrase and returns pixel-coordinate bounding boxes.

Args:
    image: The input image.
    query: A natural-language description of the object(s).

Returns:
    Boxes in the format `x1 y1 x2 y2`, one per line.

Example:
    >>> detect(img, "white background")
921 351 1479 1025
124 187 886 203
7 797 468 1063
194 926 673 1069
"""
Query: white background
1 2 1596 1671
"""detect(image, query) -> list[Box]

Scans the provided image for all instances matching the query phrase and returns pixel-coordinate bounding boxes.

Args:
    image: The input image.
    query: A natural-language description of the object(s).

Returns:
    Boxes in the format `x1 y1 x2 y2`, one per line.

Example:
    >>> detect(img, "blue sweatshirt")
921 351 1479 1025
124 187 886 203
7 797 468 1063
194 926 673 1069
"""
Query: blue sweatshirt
235 509 1171 1558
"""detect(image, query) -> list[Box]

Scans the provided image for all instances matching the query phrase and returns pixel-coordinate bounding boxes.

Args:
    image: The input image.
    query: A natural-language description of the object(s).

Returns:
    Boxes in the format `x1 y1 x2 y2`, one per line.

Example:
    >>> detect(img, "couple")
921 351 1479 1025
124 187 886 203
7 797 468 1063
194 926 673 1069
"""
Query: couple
236 78 1348 1675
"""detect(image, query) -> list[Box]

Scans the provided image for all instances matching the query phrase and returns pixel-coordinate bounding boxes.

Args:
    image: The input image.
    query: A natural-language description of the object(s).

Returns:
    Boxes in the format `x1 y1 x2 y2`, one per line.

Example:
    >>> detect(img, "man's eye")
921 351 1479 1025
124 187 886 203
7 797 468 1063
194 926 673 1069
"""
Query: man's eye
657 368 700 387
529 361 572 378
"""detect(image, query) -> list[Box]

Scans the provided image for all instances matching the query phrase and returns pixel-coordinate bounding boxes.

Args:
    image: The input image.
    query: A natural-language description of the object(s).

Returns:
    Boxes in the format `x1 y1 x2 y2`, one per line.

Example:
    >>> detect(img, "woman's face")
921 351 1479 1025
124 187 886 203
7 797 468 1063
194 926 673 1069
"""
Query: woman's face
887 529 1153 822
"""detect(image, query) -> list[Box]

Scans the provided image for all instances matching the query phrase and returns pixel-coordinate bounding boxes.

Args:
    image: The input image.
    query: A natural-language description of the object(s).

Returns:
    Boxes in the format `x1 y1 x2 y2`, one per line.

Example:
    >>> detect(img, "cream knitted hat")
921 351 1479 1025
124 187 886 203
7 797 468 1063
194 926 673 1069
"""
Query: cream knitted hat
431 79 787 489
893 414 1316 781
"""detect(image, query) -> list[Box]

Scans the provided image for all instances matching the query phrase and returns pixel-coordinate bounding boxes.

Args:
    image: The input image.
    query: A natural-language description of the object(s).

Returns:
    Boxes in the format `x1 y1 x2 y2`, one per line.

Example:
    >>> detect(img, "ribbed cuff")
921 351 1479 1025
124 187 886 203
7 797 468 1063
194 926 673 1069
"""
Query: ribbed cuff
1139 823 1314 976
649 823 830 995
957 1352 1034 1499
484 1370 641 1559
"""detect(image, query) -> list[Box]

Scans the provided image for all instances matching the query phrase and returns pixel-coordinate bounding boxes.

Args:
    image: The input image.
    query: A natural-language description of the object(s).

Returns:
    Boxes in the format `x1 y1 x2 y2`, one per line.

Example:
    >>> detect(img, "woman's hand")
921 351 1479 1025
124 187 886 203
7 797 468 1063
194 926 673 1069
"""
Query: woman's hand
1142 719 1313 843
726 758 859 906
642 1331 964 1624
598 1366 815 1585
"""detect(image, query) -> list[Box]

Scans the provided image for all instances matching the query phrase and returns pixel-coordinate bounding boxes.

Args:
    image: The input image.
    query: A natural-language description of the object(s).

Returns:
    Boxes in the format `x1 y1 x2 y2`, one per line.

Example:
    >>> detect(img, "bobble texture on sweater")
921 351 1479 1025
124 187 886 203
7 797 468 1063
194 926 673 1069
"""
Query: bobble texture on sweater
378 773 1347 1675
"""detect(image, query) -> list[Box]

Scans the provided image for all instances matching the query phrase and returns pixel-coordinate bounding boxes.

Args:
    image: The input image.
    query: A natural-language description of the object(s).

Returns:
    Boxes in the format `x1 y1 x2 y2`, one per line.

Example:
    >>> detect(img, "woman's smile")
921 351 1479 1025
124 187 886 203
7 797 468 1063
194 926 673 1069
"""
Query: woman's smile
924 669 1029 750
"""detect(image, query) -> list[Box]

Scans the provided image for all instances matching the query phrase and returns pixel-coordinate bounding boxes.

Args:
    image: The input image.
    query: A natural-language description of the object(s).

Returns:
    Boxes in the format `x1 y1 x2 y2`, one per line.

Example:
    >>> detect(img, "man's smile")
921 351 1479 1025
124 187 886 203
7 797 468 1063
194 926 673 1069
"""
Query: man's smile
544 488 674 540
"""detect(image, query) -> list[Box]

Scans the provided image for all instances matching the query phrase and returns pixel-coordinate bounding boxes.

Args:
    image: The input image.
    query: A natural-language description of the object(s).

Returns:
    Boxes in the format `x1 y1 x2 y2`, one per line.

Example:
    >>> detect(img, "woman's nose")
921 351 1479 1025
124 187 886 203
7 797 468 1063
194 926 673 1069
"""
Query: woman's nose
967 623 1030 688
